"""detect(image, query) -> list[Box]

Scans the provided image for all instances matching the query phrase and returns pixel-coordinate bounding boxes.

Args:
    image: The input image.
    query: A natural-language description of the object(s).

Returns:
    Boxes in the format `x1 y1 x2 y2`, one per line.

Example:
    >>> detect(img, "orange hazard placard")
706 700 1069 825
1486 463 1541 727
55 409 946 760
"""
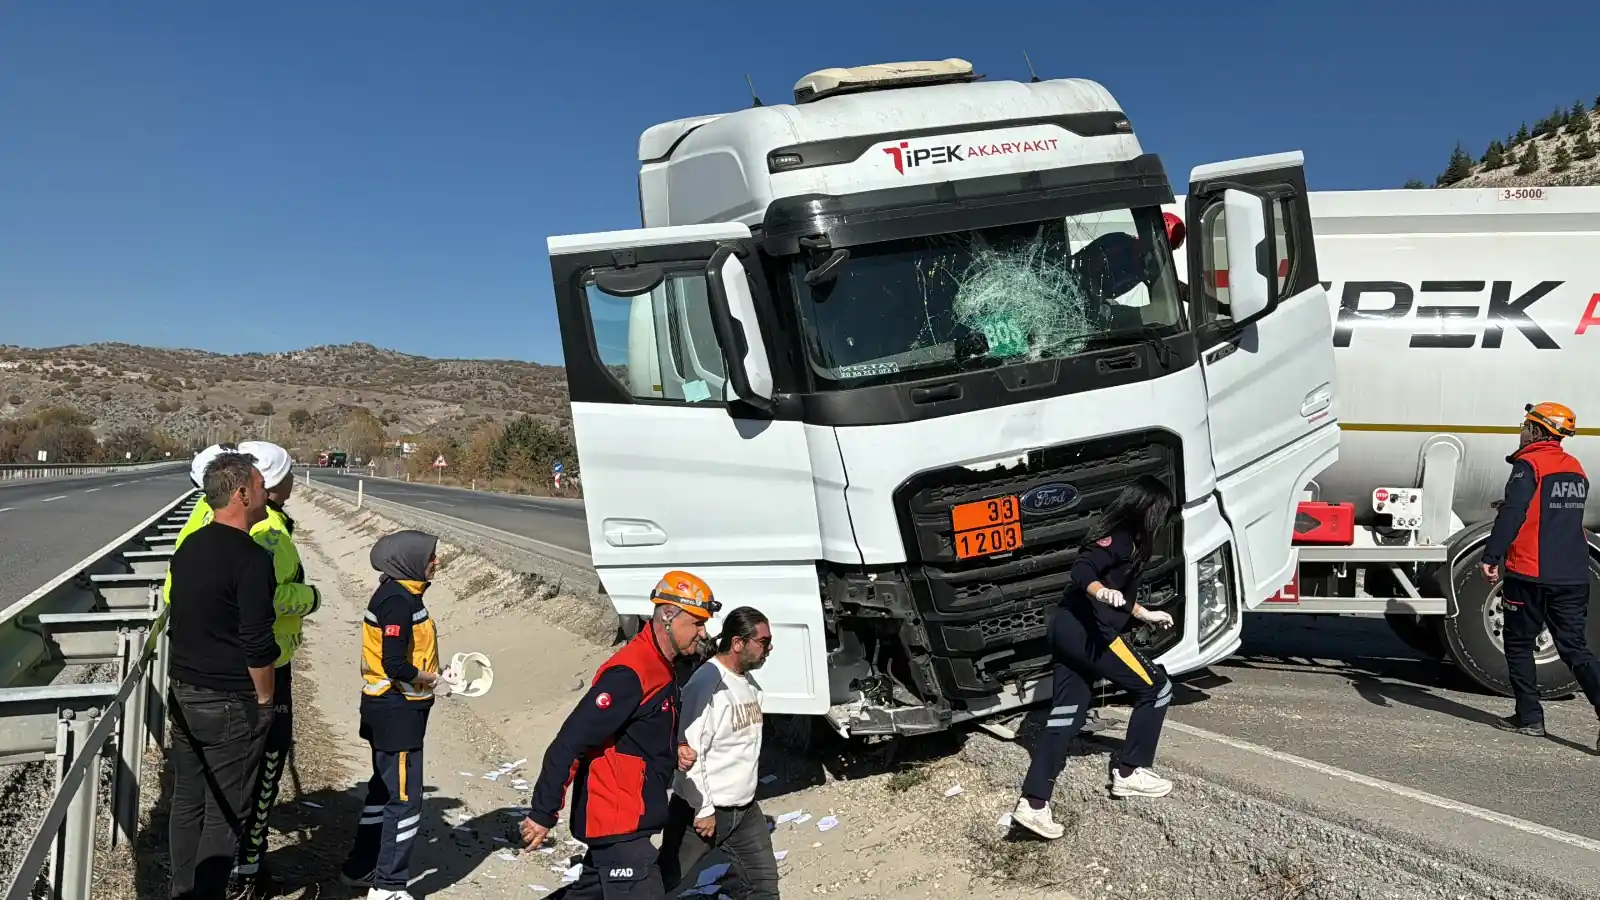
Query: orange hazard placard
950 496 1022 560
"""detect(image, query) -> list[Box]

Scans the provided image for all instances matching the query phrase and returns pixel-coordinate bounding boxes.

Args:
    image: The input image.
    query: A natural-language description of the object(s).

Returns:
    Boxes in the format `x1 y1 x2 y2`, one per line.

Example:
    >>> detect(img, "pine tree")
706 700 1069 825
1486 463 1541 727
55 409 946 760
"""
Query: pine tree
1571 107 1593 134
1575 131 1598 161
1551 143 1573 173
1516 122 1530 143
1436 142 1475 186
1403 179 1427 189
1482 142 1504 170
1515 140 1541 175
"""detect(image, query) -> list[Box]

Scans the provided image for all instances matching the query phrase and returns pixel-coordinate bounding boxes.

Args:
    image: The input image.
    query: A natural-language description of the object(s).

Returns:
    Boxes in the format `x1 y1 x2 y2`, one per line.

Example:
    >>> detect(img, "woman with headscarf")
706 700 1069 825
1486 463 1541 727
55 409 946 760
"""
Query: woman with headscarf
339 530 449 900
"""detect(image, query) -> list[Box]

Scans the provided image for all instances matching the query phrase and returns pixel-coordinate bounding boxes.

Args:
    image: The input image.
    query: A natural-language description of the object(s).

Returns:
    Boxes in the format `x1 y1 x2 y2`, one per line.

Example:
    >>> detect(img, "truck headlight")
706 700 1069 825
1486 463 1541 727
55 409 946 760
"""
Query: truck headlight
1196 544 1234 645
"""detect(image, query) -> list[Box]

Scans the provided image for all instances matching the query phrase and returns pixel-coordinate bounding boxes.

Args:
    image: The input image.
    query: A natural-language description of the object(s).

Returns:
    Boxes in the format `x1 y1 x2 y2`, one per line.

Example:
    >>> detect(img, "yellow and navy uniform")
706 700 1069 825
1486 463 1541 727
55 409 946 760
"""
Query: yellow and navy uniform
1021 529 1173 803
359 576 439 749
347 575 440 891
161 495 214 606
250 503 320 667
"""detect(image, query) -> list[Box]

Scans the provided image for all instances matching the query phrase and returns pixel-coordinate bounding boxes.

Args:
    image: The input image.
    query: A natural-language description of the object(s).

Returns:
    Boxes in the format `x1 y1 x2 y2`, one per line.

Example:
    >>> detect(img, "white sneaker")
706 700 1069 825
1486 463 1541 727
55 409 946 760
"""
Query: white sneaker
367 890 416 900
1110 767 1172 799
1010 798 1066 840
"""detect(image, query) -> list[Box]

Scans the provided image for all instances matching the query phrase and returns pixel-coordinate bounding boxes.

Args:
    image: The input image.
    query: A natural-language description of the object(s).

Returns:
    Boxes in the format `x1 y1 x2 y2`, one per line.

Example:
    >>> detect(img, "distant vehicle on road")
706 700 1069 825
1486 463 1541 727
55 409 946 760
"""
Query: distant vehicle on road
315 451 348 468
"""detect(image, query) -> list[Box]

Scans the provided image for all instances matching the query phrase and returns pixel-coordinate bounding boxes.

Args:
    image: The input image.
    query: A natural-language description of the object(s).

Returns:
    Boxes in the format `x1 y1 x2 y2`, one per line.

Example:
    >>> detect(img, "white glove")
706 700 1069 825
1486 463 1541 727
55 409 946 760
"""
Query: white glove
1093 586 1126 608
1135 608 1174 629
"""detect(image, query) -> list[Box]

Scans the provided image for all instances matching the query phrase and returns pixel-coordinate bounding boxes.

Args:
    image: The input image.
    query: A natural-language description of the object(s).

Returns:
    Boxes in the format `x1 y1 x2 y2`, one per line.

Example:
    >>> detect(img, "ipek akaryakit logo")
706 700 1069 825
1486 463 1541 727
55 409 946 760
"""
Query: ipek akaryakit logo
882 137 1062 174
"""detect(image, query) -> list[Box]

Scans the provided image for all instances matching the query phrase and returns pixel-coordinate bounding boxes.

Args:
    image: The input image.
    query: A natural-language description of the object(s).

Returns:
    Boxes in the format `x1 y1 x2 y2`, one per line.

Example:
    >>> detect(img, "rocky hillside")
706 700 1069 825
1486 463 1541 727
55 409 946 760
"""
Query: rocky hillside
1421 96 1600 189
0 342 569 451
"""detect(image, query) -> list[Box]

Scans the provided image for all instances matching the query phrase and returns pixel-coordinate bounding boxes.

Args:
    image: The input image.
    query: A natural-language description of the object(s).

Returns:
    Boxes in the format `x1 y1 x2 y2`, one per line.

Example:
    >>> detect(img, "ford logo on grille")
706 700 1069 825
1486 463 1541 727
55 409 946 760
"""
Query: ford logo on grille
1020 483 1080 516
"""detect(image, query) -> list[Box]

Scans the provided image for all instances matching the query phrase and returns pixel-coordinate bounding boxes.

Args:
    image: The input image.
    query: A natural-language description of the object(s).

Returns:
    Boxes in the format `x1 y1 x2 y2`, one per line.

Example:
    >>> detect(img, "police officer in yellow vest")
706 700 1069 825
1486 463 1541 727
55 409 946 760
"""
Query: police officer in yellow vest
229 441 323 897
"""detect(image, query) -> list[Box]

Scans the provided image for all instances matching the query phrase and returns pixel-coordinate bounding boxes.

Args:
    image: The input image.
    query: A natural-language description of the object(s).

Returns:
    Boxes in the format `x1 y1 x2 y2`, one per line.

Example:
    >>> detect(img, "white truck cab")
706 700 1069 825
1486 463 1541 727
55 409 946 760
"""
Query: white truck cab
545 59 1341 736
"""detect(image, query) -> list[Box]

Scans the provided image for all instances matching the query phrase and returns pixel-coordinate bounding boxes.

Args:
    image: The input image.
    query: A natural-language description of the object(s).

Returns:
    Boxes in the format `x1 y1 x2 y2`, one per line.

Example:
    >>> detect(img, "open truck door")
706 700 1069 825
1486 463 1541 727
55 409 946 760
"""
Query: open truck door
547 223 829 713
1185 152 1340 608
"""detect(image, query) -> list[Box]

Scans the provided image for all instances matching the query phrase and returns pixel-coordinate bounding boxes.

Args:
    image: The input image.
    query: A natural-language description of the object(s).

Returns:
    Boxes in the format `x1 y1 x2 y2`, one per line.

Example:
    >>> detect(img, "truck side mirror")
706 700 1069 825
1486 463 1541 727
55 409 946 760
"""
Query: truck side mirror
1222 188 1275 324
706 246 776 410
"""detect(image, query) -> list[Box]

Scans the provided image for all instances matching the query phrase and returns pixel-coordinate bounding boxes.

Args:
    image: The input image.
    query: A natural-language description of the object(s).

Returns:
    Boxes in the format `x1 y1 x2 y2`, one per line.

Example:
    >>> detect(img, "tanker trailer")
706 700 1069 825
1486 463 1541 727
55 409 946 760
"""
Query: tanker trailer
1168 185 1600 698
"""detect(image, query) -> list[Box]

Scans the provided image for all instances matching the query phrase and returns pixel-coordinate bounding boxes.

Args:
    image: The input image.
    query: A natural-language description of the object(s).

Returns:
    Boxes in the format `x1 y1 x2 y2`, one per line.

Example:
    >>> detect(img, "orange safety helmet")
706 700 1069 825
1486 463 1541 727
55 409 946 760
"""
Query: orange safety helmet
1525 402 1577 438
650 570 721 620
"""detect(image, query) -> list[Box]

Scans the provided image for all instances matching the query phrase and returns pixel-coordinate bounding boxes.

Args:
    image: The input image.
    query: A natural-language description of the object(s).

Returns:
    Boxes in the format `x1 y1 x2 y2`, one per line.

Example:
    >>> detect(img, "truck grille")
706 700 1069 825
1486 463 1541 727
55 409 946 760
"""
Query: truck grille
892 430 1185 701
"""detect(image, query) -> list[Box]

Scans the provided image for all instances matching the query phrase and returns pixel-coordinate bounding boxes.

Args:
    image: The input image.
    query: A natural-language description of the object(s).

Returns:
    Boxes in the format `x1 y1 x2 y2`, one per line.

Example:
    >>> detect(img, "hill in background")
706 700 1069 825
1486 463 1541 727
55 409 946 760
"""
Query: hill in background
1414 95 1600 189
0 341 569 456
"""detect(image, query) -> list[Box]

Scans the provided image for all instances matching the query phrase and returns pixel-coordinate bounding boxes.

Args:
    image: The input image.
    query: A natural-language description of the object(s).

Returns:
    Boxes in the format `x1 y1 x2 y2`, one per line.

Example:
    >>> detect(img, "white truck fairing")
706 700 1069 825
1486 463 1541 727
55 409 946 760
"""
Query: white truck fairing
548 59 1340 735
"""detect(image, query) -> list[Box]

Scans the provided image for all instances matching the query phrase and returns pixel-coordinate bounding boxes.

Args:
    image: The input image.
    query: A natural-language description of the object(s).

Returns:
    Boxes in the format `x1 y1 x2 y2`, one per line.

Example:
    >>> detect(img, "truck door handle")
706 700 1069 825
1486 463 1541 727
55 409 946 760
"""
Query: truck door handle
602 518 667 547
1300 383 1333 417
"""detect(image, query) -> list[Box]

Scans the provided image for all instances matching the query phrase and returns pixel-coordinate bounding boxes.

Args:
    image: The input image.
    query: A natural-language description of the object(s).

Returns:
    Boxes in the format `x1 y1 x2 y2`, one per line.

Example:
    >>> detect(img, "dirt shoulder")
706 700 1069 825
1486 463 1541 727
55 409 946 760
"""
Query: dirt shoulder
252 490 1075 900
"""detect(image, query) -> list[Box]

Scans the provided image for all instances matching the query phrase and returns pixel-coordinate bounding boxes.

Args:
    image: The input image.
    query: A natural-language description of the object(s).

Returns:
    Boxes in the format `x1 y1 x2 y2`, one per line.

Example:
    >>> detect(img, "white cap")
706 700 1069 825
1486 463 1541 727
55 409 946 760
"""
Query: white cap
190 444 232 488
237 440 293 490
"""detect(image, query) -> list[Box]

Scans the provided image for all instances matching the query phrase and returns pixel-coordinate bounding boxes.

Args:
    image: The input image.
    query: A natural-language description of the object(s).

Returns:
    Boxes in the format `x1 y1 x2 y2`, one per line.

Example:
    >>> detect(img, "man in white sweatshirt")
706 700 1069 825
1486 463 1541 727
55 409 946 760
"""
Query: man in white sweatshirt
659 607 779 899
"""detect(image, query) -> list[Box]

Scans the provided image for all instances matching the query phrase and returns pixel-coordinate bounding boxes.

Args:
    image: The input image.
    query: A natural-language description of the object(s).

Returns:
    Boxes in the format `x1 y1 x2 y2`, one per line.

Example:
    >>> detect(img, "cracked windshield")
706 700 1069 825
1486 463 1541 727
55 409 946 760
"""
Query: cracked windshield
792 206 1184 387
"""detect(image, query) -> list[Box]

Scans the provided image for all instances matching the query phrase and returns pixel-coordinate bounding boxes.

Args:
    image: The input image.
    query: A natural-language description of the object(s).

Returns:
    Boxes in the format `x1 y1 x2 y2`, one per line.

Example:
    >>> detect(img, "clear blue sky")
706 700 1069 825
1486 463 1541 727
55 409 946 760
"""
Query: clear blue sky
3 2 1596 365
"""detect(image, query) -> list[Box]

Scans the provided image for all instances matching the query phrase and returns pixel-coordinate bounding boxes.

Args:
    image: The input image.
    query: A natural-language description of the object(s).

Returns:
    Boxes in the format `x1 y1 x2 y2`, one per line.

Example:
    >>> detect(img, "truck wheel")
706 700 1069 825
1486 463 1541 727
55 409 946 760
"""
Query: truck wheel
1384 614 1448 661
616 613 643 643
1441 545 1597 699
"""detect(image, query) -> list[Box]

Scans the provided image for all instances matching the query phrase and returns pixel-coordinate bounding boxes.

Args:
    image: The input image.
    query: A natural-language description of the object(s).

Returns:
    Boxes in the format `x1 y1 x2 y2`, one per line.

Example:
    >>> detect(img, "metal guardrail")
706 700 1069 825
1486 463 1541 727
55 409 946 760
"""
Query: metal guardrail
0 461 186 483
0 488 195 900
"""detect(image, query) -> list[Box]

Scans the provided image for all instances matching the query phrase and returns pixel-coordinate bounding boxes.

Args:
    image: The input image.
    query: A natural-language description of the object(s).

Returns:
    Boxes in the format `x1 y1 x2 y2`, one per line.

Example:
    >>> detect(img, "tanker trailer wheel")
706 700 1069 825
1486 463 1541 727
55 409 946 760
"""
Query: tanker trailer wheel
1440 544 1599 699
1384 613 1448 661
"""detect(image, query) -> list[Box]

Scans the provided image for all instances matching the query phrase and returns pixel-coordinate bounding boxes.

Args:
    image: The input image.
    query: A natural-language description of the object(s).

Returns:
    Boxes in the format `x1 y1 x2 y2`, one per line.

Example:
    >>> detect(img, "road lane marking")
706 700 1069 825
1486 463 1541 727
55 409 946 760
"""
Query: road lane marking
0 507 13 513
113 483 128 487
84 488 100 493
40 496 67 503
1165 720 1600 855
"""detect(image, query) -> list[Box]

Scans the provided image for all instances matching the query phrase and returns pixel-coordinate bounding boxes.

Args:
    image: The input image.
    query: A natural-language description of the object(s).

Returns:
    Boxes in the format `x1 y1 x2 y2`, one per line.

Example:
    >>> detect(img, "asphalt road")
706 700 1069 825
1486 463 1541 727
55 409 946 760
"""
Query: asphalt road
1170 613 1600 842
305 470 590 553
294 473 1600 860
0 468 193 608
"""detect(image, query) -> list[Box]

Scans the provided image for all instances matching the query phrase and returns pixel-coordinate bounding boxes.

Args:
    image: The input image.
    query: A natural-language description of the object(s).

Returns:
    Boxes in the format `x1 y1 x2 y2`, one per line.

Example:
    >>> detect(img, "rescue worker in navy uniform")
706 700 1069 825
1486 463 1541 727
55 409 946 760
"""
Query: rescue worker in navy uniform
1014 475 1179 840
1480 402 1600 748
338 530 450 900
521 571 715 898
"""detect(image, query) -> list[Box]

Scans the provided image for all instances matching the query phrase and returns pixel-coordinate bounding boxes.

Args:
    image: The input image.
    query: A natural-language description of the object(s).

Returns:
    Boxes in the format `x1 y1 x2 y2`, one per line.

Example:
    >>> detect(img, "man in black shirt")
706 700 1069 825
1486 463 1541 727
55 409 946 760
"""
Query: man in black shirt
166 452 280 900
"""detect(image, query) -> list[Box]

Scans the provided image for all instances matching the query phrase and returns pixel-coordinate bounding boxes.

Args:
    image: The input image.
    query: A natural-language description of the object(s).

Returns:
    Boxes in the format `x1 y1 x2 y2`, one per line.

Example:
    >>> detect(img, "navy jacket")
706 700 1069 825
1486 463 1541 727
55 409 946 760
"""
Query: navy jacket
1065 531 1142 640
528 630 680 846
1483 441 1590 585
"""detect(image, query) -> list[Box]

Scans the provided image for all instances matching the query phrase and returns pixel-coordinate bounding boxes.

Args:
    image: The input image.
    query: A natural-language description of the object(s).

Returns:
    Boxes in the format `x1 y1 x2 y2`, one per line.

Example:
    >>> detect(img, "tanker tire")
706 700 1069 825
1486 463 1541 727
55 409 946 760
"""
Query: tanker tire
1441 544 1600 699
616 613 643 643
1384 614 1448 661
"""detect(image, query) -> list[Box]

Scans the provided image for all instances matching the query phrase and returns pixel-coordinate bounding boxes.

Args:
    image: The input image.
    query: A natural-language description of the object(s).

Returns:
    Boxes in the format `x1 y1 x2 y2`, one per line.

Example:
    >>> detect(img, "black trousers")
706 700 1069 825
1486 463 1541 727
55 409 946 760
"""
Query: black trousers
1503 577 1600 723
559 836 666 899
341 743 425 890
658 796 779 899
234 663 293 878
167 681 274 900
1022 609 1171 802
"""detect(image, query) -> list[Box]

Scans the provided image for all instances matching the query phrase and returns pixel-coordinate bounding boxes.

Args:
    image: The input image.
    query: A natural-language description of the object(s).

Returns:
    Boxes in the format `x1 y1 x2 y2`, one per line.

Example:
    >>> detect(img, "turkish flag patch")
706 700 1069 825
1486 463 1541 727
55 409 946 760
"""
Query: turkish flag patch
595 693 612 709
384 625 402 637
1096 537 1114 547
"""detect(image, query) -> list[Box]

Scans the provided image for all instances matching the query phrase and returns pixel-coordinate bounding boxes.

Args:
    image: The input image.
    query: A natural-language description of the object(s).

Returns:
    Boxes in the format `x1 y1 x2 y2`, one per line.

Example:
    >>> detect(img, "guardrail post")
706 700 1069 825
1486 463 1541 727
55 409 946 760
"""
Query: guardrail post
51 708 99 900
110 627 149 849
